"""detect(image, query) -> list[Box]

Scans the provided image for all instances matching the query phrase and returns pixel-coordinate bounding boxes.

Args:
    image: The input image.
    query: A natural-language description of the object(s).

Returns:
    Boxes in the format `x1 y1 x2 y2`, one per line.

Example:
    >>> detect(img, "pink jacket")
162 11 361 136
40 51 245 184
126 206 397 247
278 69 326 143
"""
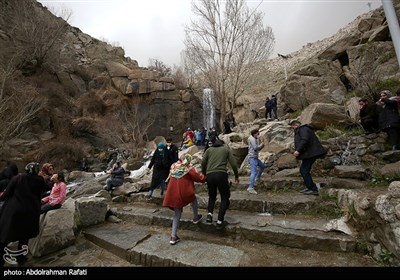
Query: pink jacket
41 181 67 206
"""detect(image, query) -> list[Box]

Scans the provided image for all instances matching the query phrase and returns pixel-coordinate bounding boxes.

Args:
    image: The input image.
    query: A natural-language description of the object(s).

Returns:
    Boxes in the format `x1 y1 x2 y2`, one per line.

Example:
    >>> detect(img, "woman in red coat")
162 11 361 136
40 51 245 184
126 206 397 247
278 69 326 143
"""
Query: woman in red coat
162 154 206 245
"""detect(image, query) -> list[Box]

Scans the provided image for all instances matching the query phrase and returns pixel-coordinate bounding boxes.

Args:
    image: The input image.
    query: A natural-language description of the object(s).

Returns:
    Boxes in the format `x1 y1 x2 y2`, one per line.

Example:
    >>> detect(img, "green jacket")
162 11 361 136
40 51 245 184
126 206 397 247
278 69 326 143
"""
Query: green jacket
201 142 239 178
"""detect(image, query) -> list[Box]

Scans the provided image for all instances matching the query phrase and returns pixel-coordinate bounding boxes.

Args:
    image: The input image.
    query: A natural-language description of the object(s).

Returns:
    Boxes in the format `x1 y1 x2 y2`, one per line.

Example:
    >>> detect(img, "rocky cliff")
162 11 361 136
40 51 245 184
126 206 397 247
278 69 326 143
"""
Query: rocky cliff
0 0 399 171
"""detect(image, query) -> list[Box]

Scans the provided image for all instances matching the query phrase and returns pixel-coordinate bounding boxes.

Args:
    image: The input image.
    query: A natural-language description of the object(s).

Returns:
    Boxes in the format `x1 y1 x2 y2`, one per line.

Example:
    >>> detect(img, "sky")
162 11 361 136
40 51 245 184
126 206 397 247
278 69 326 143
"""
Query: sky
38 0 383 67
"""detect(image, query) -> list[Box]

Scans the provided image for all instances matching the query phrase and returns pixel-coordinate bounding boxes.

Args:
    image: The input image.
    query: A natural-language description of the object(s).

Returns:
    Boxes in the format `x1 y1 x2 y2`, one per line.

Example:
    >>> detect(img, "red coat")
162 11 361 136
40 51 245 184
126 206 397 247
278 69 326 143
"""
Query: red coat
162 168 206 209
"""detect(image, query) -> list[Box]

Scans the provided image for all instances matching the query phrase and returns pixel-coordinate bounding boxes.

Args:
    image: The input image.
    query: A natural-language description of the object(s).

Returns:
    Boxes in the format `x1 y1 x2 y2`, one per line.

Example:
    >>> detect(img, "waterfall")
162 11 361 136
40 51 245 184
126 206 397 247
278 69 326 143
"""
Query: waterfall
203 88 215 129
340 139 361 166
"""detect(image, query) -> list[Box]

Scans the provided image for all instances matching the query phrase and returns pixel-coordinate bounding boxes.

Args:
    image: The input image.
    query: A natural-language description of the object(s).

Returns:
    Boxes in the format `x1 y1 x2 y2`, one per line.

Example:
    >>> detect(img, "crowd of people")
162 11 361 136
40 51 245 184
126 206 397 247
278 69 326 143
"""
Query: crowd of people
179 127 220 151
1 88 398 256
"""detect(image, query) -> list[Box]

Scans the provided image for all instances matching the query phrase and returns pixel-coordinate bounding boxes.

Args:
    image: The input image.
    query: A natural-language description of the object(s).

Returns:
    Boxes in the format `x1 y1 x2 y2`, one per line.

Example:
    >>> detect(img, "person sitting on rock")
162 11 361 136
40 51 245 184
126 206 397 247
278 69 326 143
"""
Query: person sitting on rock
104 161 125 192
41 172 67 214
358 97 379 134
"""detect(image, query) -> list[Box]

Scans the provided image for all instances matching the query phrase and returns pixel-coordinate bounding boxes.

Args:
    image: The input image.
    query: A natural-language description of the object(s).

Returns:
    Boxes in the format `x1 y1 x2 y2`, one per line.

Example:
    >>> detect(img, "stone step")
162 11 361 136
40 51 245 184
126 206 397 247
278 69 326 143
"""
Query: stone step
192 176 368 192
108 201 356 253
130 190 319 215
82 222 376 267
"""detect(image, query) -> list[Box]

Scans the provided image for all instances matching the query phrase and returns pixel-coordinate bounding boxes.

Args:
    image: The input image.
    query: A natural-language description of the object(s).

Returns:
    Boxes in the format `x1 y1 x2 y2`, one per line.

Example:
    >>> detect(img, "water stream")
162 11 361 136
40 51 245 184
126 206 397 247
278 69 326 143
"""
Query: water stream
203 88 215 129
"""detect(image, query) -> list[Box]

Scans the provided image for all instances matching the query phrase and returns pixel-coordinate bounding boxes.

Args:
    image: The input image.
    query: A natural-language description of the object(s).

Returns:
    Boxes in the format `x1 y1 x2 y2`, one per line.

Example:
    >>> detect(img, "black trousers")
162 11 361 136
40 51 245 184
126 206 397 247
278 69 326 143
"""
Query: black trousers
206 172 230 222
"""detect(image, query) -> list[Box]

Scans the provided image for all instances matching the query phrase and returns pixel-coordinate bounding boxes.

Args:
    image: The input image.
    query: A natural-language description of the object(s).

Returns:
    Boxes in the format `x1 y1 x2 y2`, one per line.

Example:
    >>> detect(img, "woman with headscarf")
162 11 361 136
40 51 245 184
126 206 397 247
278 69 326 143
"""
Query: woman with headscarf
146 142 169 200
0 162 47 266
162 154 206 245
38 163 55 197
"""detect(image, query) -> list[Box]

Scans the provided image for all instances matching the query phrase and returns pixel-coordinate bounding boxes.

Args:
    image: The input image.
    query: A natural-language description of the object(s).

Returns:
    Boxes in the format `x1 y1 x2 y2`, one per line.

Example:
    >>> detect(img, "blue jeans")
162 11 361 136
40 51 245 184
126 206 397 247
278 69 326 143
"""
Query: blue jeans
300 157 318 191
249 158 266 188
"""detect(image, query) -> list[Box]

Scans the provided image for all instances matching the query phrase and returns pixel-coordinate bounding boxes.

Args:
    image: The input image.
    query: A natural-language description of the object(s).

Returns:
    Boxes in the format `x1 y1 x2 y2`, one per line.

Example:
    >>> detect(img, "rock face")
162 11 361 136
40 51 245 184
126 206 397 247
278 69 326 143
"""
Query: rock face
0 0 199 169
0 0 399 173
280 6 399 113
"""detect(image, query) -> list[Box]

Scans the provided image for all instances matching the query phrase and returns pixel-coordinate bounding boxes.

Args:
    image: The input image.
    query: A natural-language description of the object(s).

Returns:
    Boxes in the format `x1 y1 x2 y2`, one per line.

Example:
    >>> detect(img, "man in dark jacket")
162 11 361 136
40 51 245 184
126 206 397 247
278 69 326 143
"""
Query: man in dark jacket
377 90 400 150
359 98 379 134
0 162 47 266
165 137 179 171
264 97 272 119
289 120 327 196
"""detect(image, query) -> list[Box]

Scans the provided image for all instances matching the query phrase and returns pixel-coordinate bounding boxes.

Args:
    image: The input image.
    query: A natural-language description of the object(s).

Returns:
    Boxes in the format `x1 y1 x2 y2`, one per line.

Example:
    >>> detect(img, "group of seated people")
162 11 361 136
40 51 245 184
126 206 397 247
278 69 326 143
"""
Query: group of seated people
359 89 400 150
0 162 67 215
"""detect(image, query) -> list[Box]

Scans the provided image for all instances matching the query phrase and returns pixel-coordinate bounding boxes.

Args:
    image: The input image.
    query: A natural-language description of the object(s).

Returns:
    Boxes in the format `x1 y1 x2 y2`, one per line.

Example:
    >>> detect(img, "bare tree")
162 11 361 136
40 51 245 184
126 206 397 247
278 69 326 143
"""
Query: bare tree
3 0 71 74
184 0 275 130
0 62 46 156
0 1 72 157
172 65 188 90
148 58 172 77
100 103 155 160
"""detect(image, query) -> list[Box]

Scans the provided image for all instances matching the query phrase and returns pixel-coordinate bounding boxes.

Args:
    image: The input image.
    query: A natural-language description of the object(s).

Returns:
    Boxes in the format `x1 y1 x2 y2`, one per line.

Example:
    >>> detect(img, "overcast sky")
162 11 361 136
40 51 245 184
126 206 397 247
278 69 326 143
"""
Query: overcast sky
38 0 383 67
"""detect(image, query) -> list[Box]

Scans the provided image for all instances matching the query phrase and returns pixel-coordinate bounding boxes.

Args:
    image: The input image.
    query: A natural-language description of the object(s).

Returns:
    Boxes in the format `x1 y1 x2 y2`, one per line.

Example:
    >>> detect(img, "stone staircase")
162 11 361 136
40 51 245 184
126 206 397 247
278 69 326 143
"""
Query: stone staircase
76 175 380 267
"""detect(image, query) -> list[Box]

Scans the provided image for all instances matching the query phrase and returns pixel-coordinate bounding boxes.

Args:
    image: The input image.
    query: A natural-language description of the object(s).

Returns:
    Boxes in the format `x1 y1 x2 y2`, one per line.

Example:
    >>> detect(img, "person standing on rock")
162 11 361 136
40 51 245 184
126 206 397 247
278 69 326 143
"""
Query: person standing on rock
201 139 239 229
264 97 272 119
0 162 47 266
289 120 327 196
270 95 278 120
146 142 169 199
247 129 265 195
162 154 206 245
165 137 179 171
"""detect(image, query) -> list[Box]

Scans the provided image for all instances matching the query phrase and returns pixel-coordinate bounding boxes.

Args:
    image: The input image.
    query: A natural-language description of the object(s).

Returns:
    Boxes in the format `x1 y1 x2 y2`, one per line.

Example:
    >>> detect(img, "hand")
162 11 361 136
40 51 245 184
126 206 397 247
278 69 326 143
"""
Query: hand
293 151 300 157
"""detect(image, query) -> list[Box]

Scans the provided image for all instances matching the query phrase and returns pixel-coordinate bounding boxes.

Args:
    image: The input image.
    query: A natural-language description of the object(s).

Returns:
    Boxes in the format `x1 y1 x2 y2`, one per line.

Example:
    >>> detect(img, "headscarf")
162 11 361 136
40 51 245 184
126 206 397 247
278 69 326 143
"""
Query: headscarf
169 154 193 179
39 163 54 176
157 142 166 156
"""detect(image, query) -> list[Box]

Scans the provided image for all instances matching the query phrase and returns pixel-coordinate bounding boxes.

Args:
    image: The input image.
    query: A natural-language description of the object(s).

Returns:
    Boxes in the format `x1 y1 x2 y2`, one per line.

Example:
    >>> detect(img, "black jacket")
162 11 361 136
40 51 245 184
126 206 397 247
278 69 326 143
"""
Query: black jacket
0 173 47 243
294 124 327 160
377 99 400 131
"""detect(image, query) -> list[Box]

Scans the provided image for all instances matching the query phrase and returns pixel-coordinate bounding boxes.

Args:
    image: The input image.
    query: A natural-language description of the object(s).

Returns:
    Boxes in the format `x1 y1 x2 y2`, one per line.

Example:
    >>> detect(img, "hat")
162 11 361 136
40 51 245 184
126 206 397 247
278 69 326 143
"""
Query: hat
166 137 172 142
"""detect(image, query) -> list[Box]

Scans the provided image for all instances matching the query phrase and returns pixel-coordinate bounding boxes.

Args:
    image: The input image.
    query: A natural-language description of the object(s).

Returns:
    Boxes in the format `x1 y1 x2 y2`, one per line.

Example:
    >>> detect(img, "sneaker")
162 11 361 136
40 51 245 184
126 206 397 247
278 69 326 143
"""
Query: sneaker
170 236 181 245
216 220 225 230
316 183 321 190
146 194 152 201
303 190 319 196
299 188 308 193
247 187 257 194
192 214 203 224
206 213 213 223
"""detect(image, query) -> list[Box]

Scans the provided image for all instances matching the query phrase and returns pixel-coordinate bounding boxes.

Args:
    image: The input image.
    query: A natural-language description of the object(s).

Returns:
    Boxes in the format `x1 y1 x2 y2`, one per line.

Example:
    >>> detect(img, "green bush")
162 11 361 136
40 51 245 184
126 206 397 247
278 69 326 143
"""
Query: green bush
376 78 400 94
316 125 364 141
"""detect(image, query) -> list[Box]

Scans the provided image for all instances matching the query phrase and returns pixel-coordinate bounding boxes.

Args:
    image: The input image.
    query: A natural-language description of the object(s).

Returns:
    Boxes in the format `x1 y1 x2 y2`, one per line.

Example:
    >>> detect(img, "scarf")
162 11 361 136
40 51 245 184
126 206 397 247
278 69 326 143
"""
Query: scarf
168 154 193 179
